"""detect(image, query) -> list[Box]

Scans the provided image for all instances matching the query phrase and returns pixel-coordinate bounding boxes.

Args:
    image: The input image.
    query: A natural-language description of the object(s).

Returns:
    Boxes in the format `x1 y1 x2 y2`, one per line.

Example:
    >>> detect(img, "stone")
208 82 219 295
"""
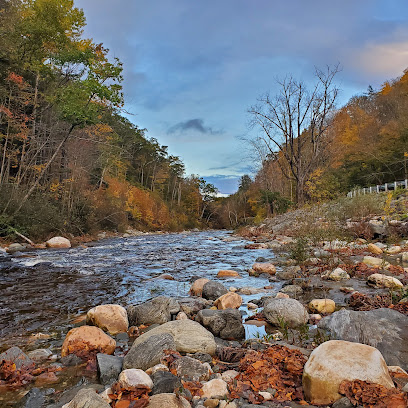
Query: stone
62 388 110 408
123 333 176 371
367 243 383 255
146 393 190 408
35 371 58 386
118 368 153 390
402 252 408 262
196 309 245 340
6 243 26 253
368 219 387 236
280 284 303 296
176 312 188 320
147 364 168 375
308 299 336 314
303 340 394 405
172 356 211 381
245 243 268 249
190 278 210 296
27 348 52 363
128 319 216 355
46 236 71 248
19 388 45 408
217 270 240 278
386 245 401 254
247 302 258 309
367 273 403 289
276 265 301 280
325 268 350 281
61 326 116 357
151 370 182 395
251 262 276 275
332 397 354 408
178 297 207 316
238 287 264 295
319 308 408 369
204 399 219 408
86 304 128 335
97 353 123 385
221 370 239 382
0 346 34 369
214 292 242 309
201 378 228 399
202 281 228 300
263 298 309 328
275 292 290 299
362 256 390 269
128 296 180 326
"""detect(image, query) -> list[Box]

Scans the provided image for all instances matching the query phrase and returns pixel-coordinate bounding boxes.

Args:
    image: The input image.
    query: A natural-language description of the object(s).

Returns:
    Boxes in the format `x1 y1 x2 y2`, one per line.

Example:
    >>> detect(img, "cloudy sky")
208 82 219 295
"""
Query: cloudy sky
76 0 408 194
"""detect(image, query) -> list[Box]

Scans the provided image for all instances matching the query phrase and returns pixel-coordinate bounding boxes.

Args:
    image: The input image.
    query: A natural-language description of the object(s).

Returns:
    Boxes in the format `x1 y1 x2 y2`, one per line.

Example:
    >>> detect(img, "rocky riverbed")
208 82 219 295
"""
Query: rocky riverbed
1 229 408 407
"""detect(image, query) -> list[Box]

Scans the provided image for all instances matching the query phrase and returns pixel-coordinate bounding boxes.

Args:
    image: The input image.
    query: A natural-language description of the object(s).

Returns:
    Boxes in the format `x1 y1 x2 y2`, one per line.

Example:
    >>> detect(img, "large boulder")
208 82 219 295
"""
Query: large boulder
362 256 390 269
86 304 128 335
61 388 110 408
189 278 210 296
196 309 245 340
367 273 403 289
61 326 116 358
214 292 242 309
46 236 71 248
263 298 308 328
202 281 228 300
123 333 176 371
127 296 180 326
319 308 408 369
128 319 216 355
146 393 190 408
251 262 276 275
303 340 394 405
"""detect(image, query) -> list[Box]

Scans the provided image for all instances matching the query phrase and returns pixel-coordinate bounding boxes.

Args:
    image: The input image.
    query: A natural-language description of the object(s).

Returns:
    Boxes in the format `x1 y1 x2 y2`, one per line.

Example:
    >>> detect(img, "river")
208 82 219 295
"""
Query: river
0 230 280 352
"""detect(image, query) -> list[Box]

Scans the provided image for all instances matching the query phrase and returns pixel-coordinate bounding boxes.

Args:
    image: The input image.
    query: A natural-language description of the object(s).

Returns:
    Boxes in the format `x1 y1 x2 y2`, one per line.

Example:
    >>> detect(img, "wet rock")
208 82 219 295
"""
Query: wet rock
172 355 211 381
86 304 128 335
308 299 335 314
319 308 408 369
6 243 26 253
238 287 264 295
190 278 210 296
263 298 308 328
196 309 245 340
123 333 176 371
97 353 123 385
251 262 276 275
151 370 182 395
324 267 350 281
202 281 228 300
60 354 82 367
127 296 180 326
27 348 52 363
118 368 153 390
367 243 383 255
46 236 71 248
280 284 303 297
61 326 116 357
217 270 241 278
332 397 354 408
178 297 207 316
245 243 268 249
62 388 110 408
155 273 175 280
276 266 301 280
202 378 228 398
362 256 390 269
367 273 403 289
0 346 33 369
146 393 190 408
35 371 58 386
128 319 216 355
303 340 394 405
214 292 242 309
20 387 45 408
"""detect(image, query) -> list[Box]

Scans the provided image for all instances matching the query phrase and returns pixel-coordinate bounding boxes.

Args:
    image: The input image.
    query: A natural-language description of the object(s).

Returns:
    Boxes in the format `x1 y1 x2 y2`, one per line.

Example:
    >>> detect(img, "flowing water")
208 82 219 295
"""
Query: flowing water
0 230 281 352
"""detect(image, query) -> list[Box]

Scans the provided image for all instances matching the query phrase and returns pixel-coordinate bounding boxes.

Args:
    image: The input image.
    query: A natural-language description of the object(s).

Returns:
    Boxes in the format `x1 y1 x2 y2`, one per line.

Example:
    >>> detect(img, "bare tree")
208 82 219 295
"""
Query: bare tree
248 65 340 204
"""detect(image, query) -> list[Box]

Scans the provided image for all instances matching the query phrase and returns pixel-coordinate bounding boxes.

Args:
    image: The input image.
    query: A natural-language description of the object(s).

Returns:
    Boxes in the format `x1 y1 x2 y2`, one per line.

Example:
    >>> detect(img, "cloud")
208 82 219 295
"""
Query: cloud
167 119 223 135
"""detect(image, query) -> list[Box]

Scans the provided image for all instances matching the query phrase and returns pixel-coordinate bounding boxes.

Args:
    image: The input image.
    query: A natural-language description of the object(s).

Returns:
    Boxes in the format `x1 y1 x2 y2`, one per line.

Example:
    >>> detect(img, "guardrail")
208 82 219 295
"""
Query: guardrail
347 179 408 197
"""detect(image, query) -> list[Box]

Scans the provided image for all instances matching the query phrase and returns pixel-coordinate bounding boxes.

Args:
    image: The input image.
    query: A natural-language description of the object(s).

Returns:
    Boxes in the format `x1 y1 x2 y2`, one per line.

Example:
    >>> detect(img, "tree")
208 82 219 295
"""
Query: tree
249 65 340 204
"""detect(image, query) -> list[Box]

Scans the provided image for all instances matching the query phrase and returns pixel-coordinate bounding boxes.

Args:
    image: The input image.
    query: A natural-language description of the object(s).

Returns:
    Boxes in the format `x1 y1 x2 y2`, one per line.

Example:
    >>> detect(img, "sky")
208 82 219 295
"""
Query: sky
75 0 408 194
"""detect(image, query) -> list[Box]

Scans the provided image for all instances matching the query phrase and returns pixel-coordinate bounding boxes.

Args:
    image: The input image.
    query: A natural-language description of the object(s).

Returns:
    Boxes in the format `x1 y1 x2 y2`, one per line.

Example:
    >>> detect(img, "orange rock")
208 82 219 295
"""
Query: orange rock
189 278 210 296
367 243 383 255
61 326 116 357
214 292 242 309
35 372 58 386
252 263 276 275
86 304 129 335
217 270 240 278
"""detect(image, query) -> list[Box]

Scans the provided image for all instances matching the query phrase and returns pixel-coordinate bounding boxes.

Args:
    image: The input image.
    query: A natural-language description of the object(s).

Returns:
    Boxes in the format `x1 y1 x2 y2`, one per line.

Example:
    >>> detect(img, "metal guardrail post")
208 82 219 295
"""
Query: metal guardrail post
376 185 379 193
394 181 398 190
385 183 388 192
369 186 373 193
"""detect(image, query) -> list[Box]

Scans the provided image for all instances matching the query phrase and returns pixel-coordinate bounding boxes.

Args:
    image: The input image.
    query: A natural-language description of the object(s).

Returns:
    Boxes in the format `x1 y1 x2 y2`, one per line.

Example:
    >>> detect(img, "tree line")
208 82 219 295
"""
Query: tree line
0 0 216 240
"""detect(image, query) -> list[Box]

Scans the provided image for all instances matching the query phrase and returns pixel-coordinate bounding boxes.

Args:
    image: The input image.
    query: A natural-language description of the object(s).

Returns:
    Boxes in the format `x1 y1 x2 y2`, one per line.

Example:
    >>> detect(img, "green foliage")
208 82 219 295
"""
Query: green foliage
288 237 309 264
260 190 292 214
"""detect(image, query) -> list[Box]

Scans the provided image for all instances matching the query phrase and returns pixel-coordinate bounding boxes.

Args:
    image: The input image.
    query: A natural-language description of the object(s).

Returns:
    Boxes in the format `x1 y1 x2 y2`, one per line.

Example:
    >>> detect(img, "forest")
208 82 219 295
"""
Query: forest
0 0 216 240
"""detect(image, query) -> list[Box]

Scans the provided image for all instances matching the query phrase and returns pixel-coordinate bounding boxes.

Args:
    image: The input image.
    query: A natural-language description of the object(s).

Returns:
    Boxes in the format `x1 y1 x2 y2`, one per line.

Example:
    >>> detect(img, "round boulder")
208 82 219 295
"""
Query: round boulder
46 236 71 248
214 292 242 309
189 278 210 296
303 340 394 405
308 299 336 314
202 281 228 300
86 304 128 335
61 326 116 357
367 273 403 289
119 368 153 390
251 262 276 275
263 298 308 328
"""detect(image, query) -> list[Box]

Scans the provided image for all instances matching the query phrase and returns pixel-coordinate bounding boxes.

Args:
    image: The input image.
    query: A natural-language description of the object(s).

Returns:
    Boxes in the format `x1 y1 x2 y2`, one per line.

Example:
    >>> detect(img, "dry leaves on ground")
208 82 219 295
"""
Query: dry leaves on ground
108 382 150 408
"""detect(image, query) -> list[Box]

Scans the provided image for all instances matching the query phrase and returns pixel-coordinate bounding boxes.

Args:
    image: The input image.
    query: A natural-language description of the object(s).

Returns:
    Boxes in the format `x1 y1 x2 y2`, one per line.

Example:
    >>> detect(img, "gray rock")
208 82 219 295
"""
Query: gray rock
123 333 176 371
196 309 245 339
20 388 45 408
263 298 309 328
178 297 207 316
319 308 408 369
280 284 303 296
27 348 52 363
369 219 387 236
0 346 33 369
202 281 228 300
151 371 182 395
187 352 212 363
128 319 216 355
127 296 180 326
62 388 110 408
333 397 354 408
172 356 210 381
61 354 82 366
96 353 123 385
276 266 301 280
7 243 26 253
